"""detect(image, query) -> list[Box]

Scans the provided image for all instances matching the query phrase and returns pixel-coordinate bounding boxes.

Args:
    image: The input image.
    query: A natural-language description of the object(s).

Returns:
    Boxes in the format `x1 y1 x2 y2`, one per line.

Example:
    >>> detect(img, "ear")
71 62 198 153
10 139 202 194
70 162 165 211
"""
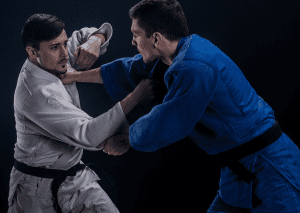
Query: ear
152 32 163 48
26 46 38 59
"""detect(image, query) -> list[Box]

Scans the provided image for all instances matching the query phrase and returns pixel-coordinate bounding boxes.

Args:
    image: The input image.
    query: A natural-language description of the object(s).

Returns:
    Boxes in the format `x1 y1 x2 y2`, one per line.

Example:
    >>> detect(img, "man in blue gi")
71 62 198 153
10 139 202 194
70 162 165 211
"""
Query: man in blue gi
62 0 300 212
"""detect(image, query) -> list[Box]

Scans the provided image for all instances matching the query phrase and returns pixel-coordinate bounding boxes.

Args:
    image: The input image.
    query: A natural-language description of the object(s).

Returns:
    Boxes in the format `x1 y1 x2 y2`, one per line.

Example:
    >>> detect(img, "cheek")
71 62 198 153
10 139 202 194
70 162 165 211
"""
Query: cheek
137 38 144 48
138 42 149 53
42 52 60 67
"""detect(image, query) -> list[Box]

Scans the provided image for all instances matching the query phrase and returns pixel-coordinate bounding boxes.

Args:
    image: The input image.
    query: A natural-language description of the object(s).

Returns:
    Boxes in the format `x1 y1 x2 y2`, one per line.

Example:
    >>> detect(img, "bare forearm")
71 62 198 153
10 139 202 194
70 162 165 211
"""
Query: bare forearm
75 67 103 83
120 91 141 117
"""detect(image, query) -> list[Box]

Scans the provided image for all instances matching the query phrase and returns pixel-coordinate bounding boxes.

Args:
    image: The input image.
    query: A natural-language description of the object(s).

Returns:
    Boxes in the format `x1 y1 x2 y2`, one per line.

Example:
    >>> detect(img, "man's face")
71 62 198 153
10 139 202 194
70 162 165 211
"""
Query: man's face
131 19 159 64
36 29 69 74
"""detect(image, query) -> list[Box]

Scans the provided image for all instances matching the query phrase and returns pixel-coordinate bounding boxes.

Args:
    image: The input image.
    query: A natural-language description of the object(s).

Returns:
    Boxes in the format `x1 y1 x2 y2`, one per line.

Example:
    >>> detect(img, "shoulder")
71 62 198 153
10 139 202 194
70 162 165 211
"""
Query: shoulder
21 76 65 110
165 59 219 89
169 59 214 76
176 34 228 72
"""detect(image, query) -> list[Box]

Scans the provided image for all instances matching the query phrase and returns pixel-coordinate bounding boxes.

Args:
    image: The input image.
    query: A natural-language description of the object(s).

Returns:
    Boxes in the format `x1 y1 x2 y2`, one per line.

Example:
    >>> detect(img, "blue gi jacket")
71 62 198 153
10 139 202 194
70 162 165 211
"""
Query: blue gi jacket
101 34 300 208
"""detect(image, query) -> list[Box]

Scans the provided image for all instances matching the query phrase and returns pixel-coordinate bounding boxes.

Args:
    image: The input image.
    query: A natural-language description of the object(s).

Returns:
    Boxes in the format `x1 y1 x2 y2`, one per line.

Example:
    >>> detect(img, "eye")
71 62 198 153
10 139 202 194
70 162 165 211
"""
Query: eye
64 42 68 47
51 46 58 50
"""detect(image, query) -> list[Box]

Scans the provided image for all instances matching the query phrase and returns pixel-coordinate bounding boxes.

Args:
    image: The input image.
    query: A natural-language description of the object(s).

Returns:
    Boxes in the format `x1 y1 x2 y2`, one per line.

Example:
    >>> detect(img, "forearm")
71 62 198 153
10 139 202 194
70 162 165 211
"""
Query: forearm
75 67 103 83
120 92 139 117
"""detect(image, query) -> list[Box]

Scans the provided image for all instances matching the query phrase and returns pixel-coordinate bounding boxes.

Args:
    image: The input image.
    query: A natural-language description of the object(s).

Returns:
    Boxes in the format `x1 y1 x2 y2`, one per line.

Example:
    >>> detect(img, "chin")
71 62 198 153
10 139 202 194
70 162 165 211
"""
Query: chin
60 69 68 74
57 65 67 73
143 57 152 64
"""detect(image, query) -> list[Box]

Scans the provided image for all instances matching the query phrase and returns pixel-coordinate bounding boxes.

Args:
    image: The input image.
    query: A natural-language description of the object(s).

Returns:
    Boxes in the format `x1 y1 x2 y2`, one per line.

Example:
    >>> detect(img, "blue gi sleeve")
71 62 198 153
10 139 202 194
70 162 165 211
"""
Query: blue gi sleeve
100 54 156 101
129 60 220 152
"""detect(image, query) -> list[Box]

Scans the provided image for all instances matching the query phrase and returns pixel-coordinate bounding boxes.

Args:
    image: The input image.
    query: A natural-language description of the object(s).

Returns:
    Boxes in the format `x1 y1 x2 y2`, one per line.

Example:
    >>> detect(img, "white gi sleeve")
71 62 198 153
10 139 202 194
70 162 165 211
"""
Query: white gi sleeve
21 83 127 150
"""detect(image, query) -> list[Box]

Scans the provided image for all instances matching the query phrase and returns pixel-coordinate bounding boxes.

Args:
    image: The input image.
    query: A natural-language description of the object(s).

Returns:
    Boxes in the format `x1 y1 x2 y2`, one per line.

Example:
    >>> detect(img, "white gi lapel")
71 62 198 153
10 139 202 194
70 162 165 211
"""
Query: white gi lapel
63 82 81 109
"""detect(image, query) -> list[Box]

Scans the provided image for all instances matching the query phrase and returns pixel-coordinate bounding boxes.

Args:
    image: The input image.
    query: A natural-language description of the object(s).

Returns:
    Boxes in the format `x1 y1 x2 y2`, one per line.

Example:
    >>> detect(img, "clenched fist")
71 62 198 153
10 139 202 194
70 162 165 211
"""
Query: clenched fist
74 34 105 70
101 134 131 156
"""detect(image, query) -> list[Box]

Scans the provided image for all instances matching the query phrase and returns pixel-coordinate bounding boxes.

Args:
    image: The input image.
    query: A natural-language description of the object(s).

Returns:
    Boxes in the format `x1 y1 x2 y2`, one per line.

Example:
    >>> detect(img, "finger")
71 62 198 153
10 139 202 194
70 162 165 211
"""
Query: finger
86 55 97 70
108 151 119 156
77 51 89 70
77 49 89 70
74 47 81 69
74 47 80 60
103 145 110 153
83 55 95 70
76 49 85 69
110 152 120 156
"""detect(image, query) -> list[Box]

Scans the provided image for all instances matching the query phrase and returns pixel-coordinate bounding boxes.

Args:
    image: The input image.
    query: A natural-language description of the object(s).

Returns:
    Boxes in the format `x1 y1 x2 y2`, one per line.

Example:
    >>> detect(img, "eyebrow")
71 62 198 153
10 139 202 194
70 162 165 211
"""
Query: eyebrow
50 39 68 46
132 31 139 36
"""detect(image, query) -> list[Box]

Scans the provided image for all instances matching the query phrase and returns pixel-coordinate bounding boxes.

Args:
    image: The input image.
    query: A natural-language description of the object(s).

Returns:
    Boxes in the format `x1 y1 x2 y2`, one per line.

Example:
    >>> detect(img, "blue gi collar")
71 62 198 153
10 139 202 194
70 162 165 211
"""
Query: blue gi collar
148 36 190 79
174 36 189 58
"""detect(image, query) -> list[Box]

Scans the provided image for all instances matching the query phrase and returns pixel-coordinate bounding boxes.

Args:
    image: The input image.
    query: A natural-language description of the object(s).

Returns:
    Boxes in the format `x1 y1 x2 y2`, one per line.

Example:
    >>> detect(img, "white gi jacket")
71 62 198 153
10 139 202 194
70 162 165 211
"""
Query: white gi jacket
8 23 127 211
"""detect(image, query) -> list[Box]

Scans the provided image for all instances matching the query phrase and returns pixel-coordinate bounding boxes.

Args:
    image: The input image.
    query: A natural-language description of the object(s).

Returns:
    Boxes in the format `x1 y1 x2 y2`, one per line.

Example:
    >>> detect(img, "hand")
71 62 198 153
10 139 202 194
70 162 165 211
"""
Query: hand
61 65 79 84
132 79 161 104
102 134 131 156
74 35 103 70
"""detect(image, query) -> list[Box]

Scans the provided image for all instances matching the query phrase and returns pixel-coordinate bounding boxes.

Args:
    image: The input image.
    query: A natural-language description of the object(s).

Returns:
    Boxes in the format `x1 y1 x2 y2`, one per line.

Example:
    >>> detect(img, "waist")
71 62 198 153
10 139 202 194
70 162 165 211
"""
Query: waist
14 143 83 170
14 159 84 179
211 120 282 166
11 161 100 198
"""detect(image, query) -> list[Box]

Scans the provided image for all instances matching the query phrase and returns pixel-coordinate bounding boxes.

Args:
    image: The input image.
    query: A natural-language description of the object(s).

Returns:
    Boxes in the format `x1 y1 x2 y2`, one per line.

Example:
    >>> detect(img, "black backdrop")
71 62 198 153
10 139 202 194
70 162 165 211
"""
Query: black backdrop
1 0 300 212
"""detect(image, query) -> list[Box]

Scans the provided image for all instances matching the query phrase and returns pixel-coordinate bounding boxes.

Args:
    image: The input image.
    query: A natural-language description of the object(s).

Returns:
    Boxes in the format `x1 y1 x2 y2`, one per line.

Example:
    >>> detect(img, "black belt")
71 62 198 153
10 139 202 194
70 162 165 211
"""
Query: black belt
13 160 114 213
208 120 282 208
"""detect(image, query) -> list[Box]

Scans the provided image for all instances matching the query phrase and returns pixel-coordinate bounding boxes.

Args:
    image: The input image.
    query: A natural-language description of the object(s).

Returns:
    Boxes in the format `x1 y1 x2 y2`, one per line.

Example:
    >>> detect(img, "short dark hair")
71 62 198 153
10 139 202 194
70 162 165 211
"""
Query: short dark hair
21 14 65 56
129 0 189 41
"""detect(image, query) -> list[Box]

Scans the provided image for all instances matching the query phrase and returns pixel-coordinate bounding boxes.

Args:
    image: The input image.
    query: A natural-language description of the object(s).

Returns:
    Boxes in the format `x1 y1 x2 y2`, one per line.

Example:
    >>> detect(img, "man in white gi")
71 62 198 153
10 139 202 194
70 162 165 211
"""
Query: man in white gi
8 13 159 213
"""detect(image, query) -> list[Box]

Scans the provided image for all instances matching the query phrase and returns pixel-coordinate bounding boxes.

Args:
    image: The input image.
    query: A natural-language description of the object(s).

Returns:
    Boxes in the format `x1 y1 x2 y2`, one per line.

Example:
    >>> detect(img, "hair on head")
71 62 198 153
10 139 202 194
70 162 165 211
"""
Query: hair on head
129 0 189 41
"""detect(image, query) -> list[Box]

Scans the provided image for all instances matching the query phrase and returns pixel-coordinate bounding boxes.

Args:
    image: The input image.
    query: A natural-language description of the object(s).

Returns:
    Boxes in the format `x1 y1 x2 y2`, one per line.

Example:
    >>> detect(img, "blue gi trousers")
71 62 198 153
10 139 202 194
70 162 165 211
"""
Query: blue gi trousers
208 155 300 213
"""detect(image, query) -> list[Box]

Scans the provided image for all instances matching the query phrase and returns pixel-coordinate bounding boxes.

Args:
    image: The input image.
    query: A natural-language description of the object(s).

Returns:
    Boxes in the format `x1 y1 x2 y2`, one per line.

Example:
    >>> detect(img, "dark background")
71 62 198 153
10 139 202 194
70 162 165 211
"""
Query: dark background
1 0 300 212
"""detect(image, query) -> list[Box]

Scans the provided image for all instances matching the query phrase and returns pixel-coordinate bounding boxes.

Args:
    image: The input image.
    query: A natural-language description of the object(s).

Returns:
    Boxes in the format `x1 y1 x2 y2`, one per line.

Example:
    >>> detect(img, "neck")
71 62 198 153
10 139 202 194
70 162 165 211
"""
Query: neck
29 58 42 69
160 39 180 65
28 58 64 79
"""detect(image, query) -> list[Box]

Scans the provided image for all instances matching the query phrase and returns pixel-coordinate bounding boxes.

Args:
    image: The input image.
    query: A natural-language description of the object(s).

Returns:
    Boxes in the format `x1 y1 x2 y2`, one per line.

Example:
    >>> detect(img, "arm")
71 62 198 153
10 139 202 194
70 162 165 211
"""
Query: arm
61 23 112 85
93 55 160 155
100 54 156 100
62 66 103 84
22 86 127 151
128 61 220 152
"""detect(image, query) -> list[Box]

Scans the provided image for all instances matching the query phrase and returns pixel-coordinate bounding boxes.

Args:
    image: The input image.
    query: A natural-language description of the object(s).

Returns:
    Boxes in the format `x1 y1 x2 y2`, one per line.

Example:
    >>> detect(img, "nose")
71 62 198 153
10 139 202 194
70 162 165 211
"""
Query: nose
60 45 68 59
132 38 136 46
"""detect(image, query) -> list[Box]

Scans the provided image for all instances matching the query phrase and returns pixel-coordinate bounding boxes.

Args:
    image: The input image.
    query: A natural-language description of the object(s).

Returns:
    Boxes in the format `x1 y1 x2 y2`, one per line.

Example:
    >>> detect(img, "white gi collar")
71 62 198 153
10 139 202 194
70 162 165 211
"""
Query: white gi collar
24 59 62 84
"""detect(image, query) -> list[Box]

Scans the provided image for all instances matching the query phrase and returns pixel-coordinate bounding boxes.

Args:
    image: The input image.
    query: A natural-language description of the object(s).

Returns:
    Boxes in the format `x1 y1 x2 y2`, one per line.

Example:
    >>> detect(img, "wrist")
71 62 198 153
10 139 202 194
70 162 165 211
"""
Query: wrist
74 71 82 82
120 92 139 116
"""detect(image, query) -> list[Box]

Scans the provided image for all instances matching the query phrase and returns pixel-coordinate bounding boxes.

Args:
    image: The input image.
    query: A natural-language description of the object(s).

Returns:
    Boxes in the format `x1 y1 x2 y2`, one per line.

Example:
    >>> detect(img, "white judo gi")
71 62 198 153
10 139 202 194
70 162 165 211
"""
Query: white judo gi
8 23 127 213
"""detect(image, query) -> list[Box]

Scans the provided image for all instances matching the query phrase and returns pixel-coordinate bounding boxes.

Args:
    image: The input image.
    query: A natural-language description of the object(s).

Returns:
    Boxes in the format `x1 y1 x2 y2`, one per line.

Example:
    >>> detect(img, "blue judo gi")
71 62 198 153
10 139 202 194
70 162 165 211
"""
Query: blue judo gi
100 34 300 212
